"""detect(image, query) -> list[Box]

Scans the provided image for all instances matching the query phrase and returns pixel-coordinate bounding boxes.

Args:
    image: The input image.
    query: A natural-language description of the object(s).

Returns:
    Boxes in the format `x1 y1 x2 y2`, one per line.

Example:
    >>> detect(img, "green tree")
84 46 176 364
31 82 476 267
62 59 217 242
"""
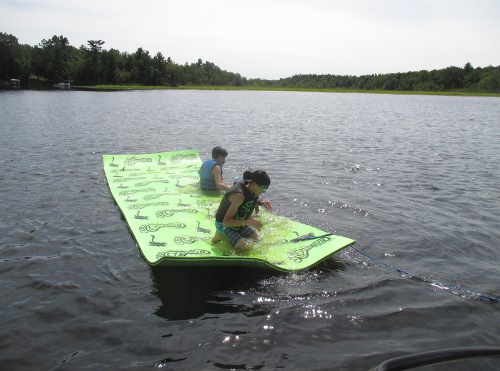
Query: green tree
463 62 481 89
166 62 182 87
463 62 473 74
0 32 22 80
151 52 168 85
77 40 107 84
130 47 152 84
436 66 464 90
102 48 126 84
477 67 500 93
32 35 76 82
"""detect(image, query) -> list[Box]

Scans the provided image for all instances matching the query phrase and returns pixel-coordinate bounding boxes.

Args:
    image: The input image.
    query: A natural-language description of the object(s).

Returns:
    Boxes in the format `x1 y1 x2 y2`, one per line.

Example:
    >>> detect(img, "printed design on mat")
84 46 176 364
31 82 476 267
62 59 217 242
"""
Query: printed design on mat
170 154 198 164
157 155 167 165
123 157 153 168
139 222 186 233
143 192 177 200
129 171 162 177
167 175 199 180
109 168 141 175
109 157 119 167
119 188 155 196
175 179 191 188
156 249 211 259
179 168 199 174
128 202 170 210
113 177 147 184
134 211 149 220
197 200 218 208
177 199 191 207
292 232 312 239
286 236 332 263
134 180 170 187
173 236 200 245
156 209 198 218
196 221 211 233
149 235 166 247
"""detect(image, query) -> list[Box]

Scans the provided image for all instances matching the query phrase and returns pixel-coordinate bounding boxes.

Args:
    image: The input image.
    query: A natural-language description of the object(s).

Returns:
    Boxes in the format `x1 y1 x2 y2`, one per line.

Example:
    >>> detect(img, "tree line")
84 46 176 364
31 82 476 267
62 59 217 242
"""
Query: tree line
254 64 500 93
0 33 244 87
1 32 499 93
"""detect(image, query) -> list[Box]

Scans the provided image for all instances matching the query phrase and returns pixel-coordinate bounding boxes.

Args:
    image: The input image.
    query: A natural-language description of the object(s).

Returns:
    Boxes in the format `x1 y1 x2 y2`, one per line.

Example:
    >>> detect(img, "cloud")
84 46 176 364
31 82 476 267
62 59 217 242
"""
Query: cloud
2 0 499 79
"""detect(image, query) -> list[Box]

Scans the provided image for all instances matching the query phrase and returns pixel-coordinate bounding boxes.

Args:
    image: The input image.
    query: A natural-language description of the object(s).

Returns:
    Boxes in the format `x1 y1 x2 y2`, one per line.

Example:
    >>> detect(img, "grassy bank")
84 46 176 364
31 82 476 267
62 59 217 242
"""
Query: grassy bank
74 84 500 97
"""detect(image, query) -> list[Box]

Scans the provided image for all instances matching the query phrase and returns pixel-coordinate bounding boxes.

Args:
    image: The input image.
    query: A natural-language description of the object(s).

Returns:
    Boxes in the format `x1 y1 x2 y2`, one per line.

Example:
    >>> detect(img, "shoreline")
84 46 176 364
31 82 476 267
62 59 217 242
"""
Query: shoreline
71 85 500 97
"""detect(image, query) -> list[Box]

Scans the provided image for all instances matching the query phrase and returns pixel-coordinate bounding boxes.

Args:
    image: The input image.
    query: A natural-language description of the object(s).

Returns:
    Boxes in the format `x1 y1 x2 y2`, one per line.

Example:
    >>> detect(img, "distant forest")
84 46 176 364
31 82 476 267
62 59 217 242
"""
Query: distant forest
1 32 500 93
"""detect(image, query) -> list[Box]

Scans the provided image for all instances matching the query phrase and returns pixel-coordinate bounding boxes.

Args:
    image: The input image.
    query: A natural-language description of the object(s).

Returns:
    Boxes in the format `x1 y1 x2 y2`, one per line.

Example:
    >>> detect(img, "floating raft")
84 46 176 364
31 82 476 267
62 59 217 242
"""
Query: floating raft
103 149 355 272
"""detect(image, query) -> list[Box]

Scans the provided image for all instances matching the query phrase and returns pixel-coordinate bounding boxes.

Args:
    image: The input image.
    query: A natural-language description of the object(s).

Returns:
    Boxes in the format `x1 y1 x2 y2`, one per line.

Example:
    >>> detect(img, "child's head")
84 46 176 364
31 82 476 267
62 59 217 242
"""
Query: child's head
246 170 271 187
212 146 228 160
242 170 252 181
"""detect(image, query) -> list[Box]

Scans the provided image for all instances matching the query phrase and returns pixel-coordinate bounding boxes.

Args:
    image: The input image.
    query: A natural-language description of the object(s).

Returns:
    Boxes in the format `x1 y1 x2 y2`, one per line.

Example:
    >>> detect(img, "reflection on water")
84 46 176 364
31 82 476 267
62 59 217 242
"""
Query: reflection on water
151 266 276 320
151 257 346 321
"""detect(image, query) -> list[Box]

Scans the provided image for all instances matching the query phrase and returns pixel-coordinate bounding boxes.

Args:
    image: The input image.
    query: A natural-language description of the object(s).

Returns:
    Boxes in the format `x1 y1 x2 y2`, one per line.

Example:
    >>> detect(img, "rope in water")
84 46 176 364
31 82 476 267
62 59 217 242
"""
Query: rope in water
349 246 500 303
373 346 500 370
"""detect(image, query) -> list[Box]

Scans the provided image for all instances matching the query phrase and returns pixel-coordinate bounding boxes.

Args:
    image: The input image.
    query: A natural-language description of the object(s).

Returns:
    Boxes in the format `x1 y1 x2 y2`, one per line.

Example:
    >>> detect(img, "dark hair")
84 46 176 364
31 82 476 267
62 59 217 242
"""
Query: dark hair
247 170 270 187
212 146 228 159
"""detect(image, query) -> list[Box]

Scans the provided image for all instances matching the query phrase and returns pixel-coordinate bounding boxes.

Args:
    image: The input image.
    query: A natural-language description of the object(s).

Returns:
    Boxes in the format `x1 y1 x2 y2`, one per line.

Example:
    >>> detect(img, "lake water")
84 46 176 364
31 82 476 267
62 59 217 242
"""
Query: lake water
1 89 499 370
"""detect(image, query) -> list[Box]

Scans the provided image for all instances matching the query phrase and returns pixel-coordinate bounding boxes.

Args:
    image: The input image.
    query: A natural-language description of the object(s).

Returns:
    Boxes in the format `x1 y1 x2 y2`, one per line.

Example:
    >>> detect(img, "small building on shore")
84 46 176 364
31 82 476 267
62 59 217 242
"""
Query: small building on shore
0 79 21 89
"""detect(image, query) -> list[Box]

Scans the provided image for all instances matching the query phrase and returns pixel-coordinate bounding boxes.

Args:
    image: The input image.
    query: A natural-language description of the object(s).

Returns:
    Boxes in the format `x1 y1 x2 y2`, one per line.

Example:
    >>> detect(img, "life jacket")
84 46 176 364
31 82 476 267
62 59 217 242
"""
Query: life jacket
198 159 222 191
215 181 258 230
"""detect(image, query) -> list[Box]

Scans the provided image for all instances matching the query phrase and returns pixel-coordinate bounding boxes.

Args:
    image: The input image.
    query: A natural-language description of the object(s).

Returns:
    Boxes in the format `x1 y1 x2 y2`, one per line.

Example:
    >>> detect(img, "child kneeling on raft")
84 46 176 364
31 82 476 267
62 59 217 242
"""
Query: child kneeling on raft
212 170 271 250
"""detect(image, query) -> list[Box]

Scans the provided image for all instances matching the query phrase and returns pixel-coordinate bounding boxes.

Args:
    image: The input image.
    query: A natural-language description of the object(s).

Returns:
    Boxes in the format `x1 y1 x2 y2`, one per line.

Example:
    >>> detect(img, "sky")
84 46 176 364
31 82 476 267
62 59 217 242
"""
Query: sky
2 0 500 79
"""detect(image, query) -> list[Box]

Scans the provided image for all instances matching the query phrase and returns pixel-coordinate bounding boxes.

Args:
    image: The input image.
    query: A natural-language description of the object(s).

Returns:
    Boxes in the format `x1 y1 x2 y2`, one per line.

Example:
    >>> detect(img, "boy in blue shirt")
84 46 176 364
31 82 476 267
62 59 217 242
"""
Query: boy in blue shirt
198 146 231 191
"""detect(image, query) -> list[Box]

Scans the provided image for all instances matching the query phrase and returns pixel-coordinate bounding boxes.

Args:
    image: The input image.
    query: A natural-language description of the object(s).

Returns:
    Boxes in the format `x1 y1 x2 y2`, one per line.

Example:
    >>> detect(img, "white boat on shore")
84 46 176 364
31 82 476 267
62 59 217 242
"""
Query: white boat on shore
54 80 71 89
